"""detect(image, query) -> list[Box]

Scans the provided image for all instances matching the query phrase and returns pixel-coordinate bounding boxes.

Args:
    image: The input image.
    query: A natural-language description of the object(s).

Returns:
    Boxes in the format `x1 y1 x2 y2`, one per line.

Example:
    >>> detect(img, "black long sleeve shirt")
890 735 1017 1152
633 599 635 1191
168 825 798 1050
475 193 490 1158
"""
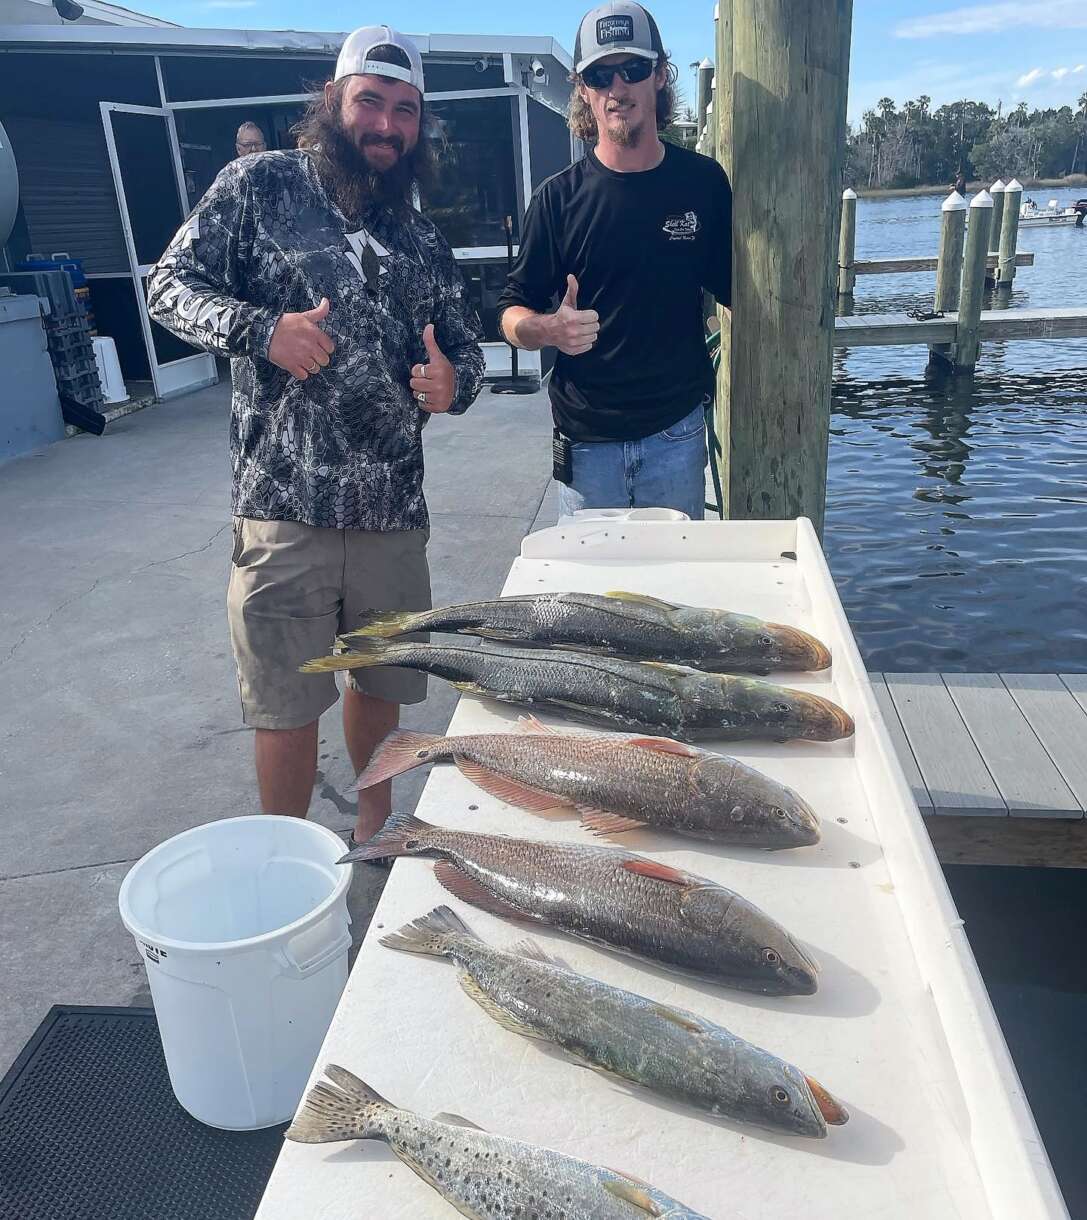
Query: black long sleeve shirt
147 149 484 531
498 142 731 441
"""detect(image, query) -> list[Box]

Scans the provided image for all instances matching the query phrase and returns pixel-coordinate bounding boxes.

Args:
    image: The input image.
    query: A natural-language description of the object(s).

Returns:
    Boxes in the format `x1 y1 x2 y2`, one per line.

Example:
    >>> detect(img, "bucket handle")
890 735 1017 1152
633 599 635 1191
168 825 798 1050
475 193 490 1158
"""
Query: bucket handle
278 924 352 979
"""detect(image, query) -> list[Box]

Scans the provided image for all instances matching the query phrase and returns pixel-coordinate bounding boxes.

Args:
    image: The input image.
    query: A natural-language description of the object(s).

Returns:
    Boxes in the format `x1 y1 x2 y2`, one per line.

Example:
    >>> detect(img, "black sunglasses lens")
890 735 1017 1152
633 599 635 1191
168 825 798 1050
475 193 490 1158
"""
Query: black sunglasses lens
583 59 654 88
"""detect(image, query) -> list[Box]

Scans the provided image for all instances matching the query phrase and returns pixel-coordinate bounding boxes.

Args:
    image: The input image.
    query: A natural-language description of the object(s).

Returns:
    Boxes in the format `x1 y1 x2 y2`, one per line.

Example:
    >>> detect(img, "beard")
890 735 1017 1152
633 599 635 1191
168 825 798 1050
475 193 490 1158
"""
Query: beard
605 108 645 148
306 104 419 223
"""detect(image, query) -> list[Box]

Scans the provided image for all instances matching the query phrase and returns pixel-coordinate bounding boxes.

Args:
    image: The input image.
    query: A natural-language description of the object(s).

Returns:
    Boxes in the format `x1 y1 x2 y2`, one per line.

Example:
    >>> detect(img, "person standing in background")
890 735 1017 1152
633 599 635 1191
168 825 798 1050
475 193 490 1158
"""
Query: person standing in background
235 121 268 158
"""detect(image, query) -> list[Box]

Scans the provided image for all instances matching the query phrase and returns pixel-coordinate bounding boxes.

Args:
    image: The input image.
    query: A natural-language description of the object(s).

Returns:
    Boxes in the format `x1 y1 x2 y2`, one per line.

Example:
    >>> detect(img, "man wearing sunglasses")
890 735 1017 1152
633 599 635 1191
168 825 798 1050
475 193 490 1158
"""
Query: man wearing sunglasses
498 0 731 520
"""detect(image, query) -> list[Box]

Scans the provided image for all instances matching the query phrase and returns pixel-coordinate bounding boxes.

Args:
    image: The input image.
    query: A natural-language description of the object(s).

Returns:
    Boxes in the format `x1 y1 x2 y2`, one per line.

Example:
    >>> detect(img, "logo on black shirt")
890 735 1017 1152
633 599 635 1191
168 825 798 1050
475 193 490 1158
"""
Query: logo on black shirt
597 15 634 43
663 211 700 240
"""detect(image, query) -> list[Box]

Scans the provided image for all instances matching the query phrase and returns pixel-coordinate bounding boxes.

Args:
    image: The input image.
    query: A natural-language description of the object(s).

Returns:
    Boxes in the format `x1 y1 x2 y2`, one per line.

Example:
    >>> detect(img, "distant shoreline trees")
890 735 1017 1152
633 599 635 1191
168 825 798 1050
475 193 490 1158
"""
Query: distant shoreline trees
847 92 1087 188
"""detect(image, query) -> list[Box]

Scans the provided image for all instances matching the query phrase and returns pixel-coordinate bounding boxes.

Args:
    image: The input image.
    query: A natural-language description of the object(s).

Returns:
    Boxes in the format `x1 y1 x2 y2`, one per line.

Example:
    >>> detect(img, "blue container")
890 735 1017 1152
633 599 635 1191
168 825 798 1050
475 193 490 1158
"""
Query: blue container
17 253 88 288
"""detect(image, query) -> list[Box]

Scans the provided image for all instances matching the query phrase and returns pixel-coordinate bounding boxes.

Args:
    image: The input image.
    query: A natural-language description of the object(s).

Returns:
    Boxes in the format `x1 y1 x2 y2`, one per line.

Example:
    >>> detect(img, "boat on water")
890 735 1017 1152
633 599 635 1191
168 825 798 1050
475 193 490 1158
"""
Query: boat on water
1018 197 1087 227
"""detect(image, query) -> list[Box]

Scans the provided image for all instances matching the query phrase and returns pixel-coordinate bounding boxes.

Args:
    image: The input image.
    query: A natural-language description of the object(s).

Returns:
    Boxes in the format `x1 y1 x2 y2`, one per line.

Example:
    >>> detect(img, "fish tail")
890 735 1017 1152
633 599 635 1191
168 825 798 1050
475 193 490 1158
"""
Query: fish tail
286 1064 393 1144
353 729 450 790
338 810 434 864
342 609 430 640
299 637 401 674
379 904 480 956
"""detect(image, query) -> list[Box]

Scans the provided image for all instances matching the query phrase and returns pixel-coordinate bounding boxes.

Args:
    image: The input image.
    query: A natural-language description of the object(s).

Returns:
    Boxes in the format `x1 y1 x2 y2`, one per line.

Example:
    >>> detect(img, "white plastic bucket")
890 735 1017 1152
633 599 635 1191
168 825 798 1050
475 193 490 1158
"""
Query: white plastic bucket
118 815 352 1130
91 335 128 404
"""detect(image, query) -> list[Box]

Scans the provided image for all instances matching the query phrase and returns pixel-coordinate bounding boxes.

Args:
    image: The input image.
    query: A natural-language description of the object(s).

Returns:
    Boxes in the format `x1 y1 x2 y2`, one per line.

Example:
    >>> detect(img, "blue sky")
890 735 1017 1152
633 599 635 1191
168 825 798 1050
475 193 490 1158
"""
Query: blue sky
135 0 1087 124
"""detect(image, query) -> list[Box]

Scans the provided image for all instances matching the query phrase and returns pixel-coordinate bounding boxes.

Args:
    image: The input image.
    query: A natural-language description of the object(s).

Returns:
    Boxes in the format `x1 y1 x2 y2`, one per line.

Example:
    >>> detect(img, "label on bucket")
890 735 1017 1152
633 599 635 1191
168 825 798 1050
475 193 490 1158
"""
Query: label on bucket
142 942 168 964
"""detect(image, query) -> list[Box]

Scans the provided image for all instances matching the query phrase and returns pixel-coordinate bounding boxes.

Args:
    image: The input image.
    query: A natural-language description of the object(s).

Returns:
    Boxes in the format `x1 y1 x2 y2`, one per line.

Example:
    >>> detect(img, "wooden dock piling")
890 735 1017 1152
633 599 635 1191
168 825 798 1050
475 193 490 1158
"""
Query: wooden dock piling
696 57 714 138
838 188 857 298
954 189 994 370
930 190 966 362
998 177 1023 288
988 179 1005 254
713 0 852 535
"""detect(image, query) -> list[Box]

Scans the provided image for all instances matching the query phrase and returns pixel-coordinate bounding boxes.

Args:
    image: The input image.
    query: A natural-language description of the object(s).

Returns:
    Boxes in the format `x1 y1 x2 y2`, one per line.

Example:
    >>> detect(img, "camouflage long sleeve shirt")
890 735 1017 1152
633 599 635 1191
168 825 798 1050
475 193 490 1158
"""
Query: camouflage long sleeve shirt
147 149 485 531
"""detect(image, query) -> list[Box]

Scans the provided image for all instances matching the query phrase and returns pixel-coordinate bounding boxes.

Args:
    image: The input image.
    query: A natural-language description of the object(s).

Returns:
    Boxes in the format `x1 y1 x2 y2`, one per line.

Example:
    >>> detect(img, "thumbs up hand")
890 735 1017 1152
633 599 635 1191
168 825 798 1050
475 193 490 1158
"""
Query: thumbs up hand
267 297 336 380
410 323 456 413
548 274 599 356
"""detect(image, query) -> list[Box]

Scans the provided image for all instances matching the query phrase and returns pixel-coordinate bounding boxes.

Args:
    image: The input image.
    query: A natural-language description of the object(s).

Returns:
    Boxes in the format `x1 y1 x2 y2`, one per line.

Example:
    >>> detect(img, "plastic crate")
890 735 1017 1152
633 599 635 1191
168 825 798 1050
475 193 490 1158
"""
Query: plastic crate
52 352 100 382
0 270 80 321
54 367 105 407
47 326 97 362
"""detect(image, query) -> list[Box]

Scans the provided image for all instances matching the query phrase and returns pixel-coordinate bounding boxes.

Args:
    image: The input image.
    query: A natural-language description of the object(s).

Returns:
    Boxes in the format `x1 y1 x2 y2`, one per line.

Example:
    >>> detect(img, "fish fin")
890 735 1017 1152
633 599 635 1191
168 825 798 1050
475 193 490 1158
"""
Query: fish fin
624 735 701 757
352 729 447 791
621 858 698 887
285 1065 391 1144
578 809 647 836
432 860 531 922
649 1002 707 1034
603 590 679 612
508 937 569 969
640 661 692 675
449 680 492 698
457 969 547 1041
433 1111 488 1131
300 637 394 674
515 713 559 736
471 627 531 641
454 757 571 814
342 609 426 639
379 905 479 956
338 810 433 864
603 1178 665 1216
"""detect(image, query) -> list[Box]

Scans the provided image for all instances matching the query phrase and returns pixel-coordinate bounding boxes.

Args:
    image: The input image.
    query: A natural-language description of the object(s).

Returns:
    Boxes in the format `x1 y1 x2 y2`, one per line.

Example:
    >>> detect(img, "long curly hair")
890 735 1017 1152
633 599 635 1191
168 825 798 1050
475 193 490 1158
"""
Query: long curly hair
567 55 678 142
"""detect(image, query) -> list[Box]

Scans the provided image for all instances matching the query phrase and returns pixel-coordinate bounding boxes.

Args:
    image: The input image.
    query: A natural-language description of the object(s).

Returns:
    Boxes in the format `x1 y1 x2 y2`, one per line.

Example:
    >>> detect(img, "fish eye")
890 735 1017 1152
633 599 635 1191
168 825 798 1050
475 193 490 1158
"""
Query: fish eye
772 807 786 819
771 1087 791 1106
763 948 780 965
772 702 791 714
759 635 774 646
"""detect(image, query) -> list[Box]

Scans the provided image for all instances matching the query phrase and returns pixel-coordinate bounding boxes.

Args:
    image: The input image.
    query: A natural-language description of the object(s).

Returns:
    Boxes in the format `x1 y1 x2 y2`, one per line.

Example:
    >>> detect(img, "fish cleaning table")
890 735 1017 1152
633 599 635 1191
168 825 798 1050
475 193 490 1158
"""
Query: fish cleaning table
256 519 1067 1220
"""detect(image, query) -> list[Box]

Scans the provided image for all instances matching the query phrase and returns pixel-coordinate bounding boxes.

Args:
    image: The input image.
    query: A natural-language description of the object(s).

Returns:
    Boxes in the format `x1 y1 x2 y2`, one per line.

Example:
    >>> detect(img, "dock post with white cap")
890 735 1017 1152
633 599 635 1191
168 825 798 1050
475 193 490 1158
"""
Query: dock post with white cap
930 190 967 363
838 188 857 299
696 56 714 139
997 177 1023 289
954 189 994 371
985 179 1005 284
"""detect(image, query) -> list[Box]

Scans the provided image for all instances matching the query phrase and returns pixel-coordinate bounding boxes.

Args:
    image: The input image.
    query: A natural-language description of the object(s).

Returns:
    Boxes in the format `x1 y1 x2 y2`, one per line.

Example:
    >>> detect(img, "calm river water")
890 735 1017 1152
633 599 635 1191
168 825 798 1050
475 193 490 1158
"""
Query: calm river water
827 191 1086 1216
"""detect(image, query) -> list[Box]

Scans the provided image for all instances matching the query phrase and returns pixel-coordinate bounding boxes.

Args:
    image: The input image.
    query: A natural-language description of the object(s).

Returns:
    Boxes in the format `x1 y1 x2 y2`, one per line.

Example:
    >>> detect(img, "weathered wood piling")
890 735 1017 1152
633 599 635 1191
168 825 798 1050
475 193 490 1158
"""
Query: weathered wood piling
998 177 1023 288
930 190 966 362
954 190 994 369
838 188 857 298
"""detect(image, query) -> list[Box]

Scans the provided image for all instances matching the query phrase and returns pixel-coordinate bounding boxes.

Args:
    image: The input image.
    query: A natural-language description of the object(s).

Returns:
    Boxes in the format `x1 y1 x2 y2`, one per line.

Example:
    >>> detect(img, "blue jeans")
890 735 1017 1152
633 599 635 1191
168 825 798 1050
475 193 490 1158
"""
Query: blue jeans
558 402 708 521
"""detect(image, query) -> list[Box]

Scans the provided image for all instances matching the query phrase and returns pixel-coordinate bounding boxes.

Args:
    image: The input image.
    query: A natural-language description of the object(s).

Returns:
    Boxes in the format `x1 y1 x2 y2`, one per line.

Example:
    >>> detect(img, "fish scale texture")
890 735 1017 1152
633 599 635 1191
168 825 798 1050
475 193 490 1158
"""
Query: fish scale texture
0 1007 284 1220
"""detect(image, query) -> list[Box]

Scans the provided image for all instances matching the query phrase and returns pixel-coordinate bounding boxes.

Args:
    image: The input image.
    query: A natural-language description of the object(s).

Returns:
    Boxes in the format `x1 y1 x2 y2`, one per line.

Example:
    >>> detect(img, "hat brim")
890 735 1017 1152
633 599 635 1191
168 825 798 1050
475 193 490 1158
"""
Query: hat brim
576 46 658 74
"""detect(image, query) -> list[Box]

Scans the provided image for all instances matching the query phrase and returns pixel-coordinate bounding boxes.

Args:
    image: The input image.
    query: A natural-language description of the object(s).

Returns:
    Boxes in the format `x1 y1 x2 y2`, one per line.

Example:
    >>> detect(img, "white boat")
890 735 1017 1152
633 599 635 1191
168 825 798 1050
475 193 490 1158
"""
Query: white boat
1018 197 1087 227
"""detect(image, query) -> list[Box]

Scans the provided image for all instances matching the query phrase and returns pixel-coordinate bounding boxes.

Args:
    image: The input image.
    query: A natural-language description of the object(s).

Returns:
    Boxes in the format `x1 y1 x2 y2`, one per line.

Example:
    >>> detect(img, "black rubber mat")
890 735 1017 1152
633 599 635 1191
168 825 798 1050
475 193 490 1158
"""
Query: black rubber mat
0 1006 287 1220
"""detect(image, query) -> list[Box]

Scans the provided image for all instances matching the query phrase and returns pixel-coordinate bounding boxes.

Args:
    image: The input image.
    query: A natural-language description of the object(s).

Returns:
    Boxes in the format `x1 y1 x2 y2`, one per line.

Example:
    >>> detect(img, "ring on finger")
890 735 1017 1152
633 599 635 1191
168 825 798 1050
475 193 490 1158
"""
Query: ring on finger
417 390 427 405
307 359 320 373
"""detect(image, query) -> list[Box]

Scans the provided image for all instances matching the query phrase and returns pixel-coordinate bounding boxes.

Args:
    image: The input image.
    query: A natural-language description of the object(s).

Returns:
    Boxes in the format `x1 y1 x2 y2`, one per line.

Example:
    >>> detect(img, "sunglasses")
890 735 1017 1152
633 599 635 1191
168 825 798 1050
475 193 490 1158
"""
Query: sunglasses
581 58 656 90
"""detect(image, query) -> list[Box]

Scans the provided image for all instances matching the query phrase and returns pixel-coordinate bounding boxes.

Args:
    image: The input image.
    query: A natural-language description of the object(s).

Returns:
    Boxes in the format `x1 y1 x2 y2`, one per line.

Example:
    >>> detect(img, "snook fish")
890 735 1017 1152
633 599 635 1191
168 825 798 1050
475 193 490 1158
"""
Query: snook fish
303 639 854 744
355 715 821 847
343 590 832 674
342 813 820 996
287 1065 712 1219
383 905 848 1138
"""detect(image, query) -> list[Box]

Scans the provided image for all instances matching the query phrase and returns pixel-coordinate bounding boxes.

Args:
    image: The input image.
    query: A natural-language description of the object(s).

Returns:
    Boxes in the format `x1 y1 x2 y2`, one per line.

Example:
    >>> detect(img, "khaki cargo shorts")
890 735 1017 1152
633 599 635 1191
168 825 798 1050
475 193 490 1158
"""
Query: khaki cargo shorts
227 517 431 729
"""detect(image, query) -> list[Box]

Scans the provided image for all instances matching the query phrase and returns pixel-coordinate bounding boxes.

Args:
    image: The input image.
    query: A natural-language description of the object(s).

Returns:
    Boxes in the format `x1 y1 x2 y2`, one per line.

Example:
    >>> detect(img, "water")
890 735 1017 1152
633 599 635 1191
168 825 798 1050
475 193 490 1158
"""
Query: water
825 191 1087 673
827 193 1087 1215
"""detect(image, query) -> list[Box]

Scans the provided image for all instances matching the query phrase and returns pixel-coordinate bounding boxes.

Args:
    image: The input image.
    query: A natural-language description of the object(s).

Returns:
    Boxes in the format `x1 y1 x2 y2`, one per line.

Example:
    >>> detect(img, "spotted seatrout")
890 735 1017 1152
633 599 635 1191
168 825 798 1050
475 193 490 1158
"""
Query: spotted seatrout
383 906 848 1137
287 1065 712 1218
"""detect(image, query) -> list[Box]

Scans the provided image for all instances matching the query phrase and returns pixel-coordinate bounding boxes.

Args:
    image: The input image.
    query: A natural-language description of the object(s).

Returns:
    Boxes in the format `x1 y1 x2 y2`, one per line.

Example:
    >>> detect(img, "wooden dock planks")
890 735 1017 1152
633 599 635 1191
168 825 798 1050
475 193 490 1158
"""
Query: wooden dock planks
870 672 1087 866
833 306 1087 348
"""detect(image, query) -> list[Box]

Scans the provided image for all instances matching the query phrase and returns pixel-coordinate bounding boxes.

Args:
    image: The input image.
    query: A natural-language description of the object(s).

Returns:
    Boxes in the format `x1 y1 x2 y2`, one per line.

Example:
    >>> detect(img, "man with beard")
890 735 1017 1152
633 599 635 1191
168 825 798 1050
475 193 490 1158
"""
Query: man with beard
497 1 731 520
148 26 484 852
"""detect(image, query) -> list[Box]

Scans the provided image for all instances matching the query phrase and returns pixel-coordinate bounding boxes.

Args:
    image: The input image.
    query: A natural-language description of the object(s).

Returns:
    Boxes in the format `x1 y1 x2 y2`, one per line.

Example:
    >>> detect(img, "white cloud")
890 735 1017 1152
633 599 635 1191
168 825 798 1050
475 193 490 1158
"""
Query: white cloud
1075 65 1087 73
1016 68 1046 87
897 1 1087 39
1052 67 1070 80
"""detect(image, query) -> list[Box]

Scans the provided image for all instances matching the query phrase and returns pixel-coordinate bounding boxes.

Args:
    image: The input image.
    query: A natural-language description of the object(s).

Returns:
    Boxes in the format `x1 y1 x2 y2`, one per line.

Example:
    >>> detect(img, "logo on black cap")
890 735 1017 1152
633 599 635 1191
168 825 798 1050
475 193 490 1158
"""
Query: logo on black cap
597 15 634 43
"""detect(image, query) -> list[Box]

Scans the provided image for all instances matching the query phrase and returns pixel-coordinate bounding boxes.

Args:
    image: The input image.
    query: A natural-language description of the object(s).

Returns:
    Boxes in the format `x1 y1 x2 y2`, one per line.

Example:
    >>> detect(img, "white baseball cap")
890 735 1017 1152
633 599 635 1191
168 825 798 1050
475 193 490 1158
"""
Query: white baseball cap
574 1 664 74
334 25 425 93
